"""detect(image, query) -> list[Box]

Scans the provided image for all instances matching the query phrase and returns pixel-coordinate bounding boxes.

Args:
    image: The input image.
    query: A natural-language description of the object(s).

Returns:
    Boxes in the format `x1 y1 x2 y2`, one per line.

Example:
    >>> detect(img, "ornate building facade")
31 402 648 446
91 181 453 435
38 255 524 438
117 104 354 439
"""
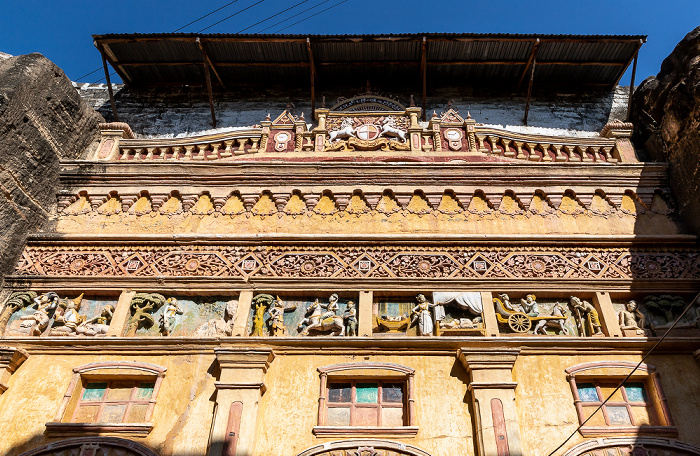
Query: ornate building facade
1 33 700 456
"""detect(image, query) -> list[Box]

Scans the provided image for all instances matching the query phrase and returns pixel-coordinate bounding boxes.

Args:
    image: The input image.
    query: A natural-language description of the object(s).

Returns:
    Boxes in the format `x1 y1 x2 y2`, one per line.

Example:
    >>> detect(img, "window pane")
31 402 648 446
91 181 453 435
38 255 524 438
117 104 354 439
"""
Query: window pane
581 405 606 426
82 383 107 401
73 405 99 423
382 407 404 426
576 383 599 402
328 383 351 403
106 384 134 401
624 383 647 402
99 404 127 423
326 407 350 426
136 383 155 400
126 403 149 423
607 406 632 425
631 404 658 426
599 385 624 402
356 383 378 403
355 407 379 425
382 383 404 403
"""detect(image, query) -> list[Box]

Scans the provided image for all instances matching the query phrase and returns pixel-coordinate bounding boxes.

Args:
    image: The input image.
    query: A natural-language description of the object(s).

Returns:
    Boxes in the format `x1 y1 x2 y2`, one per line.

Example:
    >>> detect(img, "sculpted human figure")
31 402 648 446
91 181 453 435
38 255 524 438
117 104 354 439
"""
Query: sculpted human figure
50 294 87 335
159 298 183 336
411 294 436 336
520 294 540 317
77 304 115 336
298 295 345 336
618 300 647 335
343 301 357 337
268 298 286 337
194 299 238 337
320 294 340 321
498 293 519 312
570 296 603 336
19 292 59 336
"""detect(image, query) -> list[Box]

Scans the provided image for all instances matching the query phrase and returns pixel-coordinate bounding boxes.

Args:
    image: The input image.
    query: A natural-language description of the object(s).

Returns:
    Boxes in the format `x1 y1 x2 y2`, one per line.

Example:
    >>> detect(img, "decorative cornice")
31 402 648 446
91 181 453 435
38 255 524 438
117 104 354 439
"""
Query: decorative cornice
312 426 419 436
44 422 153 436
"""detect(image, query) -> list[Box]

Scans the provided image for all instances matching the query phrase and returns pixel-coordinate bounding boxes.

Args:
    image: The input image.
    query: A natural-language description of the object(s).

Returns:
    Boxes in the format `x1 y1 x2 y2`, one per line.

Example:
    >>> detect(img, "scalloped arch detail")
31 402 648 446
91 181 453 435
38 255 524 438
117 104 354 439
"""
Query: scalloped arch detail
18 437 159 456
296 439 431 456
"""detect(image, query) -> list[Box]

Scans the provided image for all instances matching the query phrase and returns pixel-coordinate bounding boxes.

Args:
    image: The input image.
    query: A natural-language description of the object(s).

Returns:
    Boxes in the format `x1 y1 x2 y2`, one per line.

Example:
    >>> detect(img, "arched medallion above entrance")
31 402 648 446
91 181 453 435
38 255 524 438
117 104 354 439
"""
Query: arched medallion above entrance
296 439 431 456
18 437 159 456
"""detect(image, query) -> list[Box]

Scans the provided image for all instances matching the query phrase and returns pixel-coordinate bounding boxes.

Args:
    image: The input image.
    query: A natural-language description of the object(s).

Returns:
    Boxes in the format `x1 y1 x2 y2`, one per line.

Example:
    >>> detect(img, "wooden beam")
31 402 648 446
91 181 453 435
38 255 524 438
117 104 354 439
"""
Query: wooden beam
98 46 119 122
523 52 537 125
197 38 217 129
421 36 427 121
197 39 225 89
626 50 639 121
307 38 316 119
116 59 626 68
518 39 540 89
99 43 133 86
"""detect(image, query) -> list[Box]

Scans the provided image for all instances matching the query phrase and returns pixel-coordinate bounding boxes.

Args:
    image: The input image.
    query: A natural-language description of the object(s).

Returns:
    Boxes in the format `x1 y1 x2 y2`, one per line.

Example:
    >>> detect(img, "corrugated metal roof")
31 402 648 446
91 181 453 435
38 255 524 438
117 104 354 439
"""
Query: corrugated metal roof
93 32 646 91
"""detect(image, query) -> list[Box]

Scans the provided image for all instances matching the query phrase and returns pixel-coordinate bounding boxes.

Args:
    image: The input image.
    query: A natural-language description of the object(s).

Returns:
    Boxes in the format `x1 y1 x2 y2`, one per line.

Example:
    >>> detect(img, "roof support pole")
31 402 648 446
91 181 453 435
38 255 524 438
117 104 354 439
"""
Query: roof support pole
98 46 120 122
523 51 537 125
517 38 540 90
197 38 217 129
307 38 316 119
420 36 427 121
197 39 226 89
626 44 640 121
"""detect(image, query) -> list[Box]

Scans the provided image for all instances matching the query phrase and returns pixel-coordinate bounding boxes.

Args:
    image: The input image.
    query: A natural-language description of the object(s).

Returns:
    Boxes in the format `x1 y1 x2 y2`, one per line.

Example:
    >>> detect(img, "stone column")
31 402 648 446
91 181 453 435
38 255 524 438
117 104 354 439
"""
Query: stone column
106 290 136 336
209 348 274 456
358 291 373 337
457 348 523 456
231 291 253 337
593 292 622 337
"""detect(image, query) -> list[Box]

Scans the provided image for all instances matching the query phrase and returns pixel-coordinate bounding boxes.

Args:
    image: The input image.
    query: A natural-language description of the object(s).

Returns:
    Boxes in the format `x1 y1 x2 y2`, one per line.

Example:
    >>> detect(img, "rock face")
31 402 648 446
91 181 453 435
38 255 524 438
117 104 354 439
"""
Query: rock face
631 26 700 233
0 53 103 287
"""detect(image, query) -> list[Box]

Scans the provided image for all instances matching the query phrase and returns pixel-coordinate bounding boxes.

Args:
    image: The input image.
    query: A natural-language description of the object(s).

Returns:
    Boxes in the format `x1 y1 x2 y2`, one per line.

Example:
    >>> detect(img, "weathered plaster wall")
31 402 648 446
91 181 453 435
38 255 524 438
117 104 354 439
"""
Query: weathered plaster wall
514 353 700 456
0 352 217 456
257 354 474 456
76 84 629 139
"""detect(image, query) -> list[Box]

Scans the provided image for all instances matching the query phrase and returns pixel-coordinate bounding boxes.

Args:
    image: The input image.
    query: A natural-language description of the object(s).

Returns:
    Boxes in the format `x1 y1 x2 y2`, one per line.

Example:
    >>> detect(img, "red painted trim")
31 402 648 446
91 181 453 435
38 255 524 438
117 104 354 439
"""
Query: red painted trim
318 362 414 375
223 402 243 456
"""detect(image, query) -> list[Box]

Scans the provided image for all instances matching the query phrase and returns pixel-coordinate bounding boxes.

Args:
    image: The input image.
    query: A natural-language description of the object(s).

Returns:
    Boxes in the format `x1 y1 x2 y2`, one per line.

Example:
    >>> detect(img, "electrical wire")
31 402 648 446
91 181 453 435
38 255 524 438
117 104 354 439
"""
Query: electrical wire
173 0 241 32
197 0 267 33
237 0 312 33
272 0 350 32
546 291 700 456
257 0 333 33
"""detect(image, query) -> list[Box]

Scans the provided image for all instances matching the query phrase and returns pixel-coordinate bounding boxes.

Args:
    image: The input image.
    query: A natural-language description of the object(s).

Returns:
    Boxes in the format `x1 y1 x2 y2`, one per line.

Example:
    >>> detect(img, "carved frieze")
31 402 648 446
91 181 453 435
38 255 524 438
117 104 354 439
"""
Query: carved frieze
12 244 700 282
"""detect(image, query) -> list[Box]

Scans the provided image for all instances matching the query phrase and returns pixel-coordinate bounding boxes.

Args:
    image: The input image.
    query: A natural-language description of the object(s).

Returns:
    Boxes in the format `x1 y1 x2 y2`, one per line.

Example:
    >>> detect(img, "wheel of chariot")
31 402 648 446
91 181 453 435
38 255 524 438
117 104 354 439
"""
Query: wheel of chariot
508 312 532 333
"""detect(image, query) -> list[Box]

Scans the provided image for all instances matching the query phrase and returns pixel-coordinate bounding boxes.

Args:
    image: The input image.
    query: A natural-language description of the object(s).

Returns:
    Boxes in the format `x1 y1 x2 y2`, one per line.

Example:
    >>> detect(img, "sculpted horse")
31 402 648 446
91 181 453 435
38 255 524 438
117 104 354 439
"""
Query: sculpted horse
297 300 345 336
329 118 356 142
533 302 569 335
379 117 407 142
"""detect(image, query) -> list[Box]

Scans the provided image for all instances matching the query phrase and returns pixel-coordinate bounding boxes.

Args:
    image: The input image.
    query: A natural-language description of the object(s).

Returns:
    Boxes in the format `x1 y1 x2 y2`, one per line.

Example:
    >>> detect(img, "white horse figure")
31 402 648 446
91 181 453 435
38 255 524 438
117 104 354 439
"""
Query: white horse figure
379 116 407 142
533 302 569 335
329 118 356 142
297 300 345 336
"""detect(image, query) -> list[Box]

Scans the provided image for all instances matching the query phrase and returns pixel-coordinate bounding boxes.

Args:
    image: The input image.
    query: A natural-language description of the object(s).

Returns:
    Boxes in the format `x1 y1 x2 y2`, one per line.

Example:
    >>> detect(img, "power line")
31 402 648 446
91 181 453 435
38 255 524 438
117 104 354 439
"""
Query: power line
273 0 350 32
546 291 700 456
198 0 267 33
237 0 312 33
257 0 333 33
173 0 241 32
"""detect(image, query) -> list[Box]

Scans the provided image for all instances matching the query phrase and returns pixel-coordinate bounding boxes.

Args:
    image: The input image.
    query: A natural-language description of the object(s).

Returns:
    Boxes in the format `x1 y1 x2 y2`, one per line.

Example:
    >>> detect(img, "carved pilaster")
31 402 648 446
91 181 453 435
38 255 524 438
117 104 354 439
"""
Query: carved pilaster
0 346 29 394
208 348 275 456
458 348 523 456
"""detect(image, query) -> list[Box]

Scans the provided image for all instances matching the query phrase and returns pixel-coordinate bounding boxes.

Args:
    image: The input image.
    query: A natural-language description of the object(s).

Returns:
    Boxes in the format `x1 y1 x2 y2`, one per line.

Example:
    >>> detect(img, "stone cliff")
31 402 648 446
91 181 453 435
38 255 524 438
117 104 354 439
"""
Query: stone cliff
632 26 700 233
0 53 103 288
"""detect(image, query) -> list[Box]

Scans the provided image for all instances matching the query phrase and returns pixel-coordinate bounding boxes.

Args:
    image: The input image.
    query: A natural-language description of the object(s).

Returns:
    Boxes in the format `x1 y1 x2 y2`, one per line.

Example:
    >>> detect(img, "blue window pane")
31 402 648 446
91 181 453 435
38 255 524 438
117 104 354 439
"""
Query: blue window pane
136 382 155 400
577 383 599 402
624 382 646 402
356 383 378 403
82 382 107 401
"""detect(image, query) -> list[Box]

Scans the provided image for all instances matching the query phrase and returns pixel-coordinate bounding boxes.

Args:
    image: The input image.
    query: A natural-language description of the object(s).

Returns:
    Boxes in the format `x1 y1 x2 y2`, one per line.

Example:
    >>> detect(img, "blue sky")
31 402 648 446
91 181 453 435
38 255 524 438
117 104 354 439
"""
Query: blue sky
2 0 698 84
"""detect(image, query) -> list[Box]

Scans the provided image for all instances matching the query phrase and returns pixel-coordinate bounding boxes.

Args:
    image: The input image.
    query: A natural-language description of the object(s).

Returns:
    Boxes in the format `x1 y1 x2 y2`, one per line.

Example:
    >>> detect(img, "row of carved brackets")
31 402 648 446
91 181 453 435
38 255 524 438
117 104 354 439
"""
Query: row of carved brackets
57 187 673 216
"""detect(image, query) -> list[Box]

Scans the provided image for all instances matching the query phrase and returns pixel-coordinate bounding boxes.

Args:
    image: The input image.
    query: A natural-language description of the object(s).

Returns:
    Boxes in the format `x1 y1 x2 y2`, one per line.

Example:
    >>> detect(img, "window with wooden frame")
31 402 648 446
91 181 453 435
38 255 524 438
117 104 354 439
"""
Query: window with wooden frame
566 361 676 437
314 362 417 436
46 361 166 435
